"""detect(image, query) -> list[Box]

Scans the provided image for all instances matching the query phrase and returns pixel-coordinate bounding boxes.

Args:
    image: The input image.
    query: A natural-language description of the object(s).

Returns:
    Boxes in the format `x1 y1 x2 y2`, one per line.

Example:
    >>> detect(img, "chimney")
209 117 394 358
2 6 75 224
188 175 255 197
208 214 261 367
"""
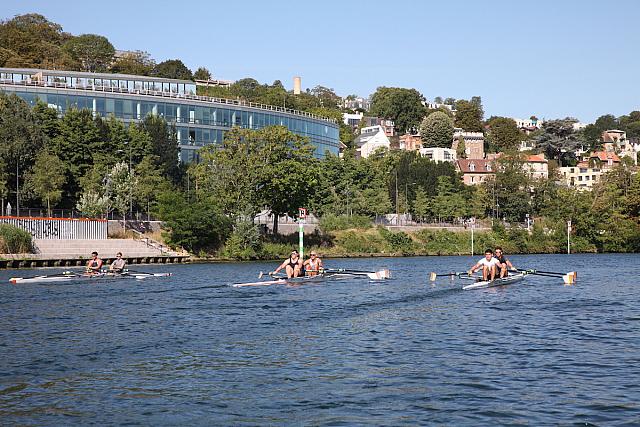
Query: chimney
293 76 301 95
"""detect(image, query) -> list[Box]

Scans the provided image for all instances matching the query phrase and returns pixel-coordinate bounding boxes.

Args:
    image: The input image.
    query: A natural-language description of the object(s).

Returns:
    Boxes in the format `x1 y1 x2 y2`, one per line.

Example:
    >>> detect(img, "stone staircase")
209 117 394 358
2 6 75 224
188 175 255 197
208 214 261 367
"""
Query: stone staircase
33 238 179 259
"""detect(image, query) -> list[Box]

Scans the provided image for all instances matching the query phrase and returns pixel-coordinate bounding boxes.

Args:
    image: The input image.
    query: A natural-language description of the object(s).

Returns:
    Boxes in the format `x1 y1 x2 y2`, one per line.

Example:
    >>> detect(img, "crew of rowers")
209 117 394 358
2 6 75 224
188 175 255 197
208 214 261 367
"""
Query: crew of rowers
469 247 516 281
86 251 127 275
272 249 323 278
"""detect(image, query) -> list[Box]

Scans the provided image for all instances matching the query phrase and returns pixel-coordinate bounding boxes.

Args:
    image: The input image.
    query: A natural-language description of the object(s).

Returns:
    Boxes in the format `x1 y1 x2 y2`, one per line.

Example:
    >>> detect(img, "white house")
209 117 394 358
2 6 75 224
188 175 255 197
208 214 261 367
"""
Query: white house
419 147 456 163
353 125 391 158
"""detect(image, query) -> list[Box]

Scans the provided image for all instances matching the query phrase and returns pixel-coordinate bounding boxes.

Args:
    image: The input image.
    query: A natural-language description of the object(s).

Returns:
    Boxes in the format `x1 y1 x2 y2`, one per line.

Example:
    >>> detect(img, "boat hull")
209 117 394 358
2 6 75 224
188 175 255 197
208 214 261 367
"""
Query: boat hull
462 273 525 290
9 272 171 284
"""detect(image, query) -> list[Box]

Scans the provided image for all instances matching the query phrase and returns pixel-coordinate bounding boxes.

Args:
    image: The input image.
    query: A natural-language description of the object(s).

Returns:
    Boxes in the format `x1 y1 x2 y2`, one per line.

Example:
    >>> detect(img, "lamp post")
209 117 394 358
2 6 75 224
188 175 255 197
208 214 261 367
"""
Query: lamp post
16 158 20 217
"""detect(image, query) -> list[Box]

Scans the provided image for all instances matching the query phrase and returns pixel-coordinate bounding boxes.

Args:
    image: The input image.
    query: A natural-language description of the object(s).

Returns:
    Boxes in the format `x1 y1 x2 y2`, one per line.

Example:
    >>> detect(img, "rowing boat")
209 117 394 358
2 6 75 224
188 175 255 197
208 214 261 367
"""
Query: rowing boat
9 270 172 284
231 268 390 288
462 272 526 290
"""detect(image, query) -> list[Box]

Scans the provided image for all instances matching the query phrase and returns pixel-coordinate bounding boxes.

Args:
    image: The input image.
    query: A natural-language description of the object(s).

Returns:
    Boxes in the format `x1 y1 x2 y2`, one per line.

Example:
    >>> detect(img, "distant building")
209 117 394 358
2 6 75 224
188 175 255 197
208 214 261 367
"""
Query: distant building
452 129 485 159
343 96 371 111
558 151 620 191
363 117 395 137
602 129 639 164
399 133 422 151
573 122 588 131
343 112 363 131
420 147 456 163
523 154 549 180
353 125 391 158
426 102 456 113
558 164 603 191
456 159 495 185
194 78 234 88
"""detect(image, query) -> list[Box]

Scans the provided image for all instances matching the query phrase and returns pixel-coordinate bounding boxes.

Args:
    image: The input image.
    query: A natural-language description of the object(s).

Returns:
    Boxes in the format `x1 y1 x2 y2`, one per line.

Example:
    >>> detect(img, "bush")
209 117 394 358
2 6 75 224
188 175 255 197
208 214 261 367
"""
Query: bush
334 230 385 253
379 227 416 253
0 224 34 253
319 214 372 232
221 221 263 260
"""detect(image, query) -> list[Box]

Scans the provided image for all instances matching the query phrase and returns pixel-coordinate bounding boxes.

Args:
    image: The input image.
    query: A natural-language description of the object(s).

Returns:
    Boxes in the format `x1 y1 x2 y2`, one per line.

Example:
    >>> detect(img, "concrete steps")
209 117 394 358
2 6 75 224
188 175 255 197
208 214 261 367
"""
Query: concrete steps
33 239 176 259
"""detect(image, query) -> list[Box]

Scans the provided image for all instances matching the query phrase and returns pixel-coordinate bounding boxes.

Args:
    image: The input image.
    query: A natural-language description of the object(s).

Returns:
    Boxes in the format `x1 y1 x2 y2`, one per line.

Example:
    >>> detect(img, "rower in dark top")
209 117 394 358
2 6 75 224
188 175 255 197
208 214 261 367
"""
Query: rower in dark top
272 250 303 278
109 252 127 273
494 247 516 278
86 251 103 274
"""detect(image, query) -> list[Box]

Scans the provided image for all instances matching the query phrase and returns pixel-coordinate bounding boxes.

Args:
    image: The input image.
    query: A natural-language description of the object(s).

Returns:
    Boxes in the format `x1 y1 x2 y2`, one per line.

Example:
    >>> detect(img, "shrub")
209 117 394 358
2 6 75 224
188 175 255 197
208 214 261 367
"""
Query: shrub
379 227 416 253
0 224 34 253
221 221 263 260
319 214 372 232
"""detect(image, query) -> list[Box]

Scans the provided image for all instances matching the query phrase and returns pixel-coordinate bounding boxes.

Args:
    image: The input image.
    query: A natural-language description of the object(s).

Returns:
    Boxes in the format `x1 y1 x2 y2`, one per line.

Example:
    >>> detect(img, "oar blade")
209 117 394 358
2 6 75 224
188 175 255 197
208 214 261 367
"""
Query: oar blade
429 272 437 282
367 269 390 280
562 272 577 285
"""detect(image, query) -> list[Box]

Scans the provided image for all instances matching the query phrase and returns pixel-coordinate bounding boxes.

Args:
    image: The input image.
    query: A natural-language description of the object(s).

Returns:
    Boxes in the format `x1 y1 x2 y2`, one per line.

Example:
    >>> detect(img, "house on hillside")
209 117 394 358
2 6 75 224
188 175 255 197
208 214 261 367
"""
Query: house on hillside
456 159 495 185
420 147 456 163
353 125 391 158
452 129 485 159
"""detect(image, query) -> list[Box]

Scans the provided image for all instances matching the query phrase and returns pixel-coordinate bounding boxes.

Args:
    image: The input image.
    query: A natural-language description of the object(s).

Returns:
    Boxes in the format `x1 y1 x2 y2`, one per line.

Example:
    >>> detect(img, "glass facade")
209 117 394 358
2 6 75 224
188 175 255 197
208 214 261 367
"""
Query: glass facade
0 69 340 162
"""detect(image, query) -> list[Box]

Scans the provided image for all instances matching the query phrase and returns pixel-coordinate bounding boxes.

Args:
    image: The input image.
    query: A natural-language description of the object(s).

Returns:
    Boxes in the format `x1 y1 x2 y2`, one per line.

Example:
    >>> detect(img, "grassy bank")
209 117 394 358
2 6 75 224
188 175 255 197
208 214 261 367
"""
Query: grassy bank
212 222 598 261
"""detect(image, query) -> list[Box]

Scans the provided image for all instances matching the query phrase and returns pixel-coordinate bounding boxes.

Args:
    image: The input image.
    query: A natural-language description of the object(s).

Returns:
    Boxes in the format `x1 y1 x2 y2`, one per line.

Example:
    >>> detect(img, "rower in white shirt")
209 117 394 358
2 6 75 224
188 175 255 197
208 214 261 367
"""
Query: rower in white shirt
469 249 501 281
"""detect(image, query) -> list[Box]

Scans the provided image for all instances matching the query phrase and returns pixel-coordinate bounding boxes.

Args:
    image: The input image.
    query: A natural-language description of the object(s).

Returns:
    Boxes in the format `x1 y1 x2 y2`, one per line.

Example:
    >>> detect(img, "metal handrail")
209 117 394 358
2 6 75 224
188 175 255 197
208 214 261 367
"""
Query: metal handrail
0 79 338 124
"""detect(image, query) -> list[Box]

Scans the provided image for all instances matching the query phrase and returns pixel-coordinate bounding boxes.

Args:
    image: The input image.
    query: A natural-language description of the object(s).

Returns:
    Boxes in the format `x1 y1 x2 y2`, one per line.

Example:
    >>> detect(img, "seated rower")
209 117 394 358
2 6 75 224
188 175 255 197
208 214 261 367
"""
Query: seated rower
469 249 500 281
109 252 127 274
303 251 323 276
272 250 303 278
494 247 515 278
86 251 103 274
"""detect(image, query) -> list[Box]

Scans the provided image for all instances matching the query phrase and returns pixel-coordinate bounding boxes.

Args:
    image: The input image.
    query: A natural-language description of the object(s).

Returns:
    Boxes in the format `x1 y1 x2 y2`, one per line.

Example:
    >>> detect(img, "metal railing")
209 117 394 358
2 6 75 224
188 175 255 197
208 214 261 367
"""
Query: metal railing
0 79 338 124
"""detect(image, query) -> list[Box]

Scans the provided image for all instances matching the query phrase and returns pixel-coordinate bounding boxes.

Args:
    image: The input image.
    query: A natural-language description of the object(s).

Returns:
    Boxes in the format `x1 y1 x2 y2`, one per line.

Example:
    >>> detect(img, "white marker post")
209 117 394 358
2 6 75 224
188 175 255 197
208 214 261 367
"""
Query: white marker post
567 220 572 254
298 207 307 259
470 217 475 256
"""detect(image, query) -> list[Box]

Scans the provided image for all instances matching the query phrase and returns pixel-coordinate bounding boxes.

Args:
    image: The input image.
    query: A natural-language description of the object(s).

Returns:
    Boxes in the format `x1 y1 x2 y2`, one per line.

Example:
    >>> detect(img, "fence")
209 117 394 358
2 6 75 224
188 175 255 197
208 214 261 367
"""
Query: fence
0 216 107 239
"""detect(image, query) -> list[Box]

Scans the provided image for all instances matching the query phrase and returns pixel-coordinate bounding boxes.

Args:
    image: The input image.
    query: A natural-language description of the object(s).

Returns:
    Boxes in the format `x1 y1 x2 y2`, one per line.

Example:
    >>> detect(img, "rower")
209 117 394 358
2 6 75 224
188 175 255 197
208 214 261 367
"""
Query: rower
494 247 515 278
109 252 127 274
272 250 303 278
86 251 103 274
469 249 500 281
303 251 323 277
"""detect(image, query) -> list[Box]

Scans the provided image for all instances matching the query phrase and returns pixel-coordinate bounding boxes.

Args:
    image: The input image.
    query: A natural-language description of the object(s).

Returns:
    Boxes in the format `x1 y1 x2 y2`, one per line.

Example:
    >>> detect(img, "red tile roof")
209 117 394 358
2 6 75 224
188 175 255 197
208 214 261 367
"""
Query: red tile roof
456 159 494 174
591 151 620 162
526 154 547 163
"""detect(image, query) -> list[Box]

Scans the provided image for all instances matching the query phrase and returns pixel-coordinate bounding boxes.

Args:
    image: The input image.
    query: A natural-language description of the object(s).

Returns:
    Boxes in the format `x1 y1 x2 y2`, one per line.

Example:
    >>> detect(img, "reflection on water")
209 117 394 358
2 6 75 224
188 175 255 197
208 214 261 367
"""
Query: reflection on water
1 254 640 425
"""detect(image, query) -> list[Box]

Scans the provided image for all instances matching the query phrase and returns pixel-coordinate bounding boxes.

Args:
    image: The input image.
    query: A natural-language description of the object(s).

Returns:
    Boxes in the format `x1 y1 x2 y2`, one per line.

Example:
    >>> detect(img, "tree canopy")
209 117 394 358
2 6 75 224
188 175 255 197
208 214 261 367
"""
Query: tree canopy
419 111 454 148
369 87 426 134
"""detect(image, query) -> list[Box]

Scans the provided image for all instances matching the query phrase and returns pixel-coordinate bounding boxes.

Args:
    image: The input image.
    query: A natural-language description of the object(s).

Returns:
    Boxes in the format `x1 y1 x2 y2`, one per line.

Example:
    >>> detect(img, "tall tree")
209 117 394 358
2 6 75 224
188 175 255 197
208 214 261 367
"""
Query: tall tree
138 115 180 184
412 186 429 222
193 66 212 81
153 59 193 80
29 151 66 215
419 111 454 148
369 87 426 133
111 50 155 75
454 99 484 132
62 34 115 72
486 117 521 151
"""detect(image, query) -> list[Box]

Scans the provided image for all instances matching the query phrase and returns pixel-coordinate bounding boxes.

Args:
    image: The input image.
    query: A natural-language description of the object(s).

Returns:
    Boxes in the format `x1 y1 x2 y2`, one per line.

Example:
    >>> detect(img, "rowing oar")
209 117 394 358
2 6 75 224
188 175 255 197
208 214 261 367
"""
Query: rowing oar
259 271 286 279
429 271 470 282
518 269 577 284
324 268 391 280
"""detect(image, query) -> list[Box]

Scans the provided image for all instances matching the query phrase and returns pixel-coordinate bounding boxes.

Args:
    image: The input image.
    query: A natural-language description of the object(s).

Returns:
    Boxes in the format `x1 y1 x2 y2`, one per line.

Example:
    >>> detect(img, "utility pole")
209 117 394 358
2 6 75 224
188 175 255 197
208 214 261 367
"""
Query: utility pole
16 158 19 217
395 169 399 223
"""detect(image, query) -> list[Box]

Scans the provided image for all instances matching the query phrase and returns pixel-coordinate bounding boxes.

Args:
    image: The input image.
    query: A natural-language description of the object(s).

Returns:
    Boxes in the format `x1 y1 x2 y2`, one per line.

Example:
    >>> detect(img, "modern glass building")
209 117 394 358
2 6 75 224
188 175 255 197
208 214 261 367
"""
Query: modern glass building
0 68 340 162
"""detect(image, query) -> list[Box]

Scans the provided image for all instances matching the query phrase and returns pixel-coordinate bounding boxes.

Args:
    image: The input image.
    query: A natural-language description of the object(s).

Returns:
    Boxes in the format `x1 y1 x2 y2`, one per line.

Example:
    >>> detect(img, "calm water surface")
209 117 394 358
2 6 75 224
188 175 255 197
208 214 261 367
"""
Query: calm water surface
1 254 639 426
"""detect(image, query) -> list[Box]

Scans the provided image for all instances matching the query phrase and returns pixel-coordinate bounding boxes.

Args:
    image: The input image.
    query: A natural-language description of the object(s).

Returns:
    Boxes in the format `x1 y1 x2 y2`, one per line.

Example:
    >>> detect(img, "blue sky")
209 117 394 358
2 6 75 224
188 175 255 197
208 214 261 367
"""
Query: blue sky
3 0 639 122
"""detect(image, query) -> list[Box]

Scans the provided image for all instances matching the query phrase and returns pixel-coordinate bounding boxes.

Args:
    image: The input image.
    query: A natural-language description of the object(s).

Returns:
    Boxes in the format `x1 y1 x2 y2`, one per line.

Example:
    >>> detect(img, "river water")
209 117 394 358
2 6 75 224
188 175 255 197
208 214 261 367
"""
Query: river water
1 254 639 425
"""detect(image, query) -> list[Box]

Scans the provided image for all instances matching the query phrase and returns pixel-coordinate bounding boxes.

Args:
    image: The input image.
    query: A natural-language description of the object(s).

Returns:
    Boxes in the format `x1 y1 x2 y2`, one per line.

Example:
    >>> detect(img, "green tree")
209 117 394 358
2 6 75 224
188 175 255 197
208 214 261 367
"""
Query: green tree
486 117 521 151
29 151 66 215
110 50 155 75
369 87 426 133
193 66 212 81
455 136 466 158
138 115 181 183
135 155 170 220
153 59 193 80
155 191 231 254
454 99 484 132
0 14 74 69
0 93 48 207
62 34 115 72
412 186 429 222
107 162 137 222
76 190 109 218
419 111 454 147
535 118 584 164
